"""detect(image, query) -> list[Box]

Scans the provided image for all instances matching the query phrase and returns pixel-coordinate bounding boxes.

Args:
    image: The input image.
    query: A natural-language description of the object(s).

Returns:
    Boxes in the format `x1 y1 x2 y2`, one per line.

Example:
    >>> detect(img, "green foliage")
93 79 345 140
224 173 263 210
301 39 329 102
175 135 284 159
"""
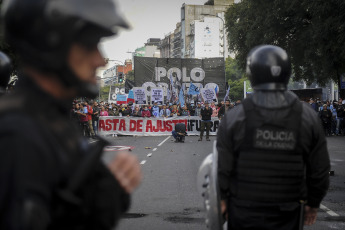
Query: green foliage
204 0 214 5
126 70 134 81
224 57 246 100
228 77 247 101
99 86 110 101
225 0 345 96
225 57 244 82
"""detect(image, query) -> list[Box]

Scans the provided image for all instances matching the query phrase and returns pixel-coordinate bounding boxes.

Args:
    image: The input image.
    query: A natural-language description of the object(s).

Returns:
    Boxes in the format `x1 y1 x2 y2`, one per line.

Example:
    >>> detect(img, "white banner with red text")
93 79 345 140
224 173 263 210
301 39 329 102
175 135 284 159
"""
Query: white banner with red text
98 116 220 136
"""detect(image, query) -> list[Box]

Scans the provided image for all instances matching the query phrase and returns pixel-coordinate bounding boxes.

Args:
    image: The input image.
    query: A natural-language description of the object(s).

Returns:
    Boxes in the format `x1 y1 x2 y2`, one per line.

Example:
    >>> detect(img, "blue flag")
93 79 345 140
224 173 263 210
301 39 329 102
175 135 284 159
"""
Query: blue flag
223 86 230 101
179 87 185 107
215 85 218 95
170 74 177 102
128 90 134 99
188 82 200 95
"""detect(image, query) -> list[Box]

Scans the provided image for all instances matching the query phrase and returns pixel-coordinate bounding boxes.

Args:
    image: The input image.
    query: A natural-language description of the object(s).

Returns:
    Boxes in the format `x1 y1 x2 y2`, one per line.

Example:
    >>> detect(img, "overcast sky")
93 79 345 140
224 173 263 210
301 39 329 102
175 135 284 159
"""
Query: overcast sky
99 0 207 63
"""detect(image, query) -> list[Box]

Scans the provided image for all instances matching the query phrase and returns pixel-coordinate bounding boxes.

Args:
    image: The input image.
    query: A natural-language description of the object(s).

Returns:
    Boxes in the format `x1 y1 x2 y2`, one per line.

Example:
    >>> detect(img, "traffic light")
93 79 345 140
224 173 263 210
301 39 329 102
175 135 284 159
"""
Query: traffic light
118 73 124 83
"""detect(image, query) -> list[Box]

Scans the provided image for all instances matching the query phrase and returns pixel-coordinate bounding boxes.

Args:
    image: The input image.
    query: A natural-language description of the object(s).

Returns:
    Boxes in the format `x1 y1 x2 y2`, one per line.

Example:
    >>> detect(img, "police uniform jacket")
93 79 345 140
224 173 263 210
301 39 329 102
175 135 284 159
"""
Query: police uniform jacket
217 90 330 209
0 77 130 230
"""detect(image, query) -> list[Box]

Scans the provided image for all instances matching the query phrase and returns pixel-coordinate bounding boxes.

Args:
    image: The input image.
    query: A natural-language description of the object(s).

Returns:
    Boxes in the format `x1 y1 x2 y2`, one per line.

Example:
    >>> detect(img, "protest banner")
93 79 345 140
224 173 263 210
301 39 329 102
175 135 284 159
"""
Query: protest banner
201 88 217 103
98 116 219 136
133 87 148 104
116 94 127 104
108 86 125 104
151 88 164 104
134 57 226 99
127 90 135 103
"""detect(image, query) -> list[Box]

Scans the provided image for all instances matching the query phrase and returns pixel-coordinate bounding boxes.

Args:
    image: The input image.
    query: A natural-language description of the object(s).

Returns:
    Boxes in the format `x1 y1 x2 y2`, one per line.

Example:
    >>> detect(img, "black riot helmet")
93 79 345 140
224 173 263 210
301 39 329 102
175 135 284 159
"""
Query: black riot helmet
2 0 129 97
0 51 11 93
246 45 291 91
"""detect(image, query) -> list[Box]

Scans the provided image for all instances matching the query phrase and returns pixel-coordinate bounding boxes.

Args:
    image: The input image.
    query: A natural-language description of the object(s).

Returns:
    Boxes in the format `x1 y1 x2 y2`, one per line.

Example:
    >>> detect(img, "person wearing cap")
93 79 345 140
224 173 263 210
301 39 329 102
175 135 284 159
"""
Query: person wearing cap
217 45 329 229
199 101 212 141
0 0 142 229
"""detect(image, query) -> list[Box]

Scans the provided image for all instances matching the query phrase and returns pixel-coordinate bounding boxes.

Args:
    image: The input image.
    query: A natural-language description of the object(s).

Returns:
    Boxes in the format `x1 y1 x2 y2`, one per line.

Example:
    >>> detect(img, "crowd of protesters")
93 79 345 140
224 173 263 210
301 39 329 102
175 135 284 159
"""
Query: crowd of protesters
70 96 345 138
309 98 345 136
70 99 240 137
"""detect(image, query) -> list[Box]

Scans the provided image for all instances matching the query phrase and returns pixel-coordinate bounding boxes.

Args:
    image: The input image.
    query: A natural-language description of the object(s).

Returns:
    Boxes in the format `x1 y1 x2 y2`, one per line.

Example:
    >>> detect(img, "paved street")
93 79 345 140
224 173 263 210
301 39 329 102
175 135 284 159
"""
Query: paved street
305 136 345 230
97 135 345 230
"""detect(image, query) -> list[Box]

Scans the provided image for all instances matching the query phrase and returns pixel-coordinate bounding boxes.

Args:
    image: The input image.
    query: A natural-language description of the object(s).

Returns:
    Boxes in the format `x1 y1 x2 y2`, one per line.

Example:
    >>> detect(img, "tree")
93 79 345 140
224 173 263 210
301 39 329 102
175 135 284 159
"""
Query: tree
99 86 110 101
228 77 246 101
224 57 246 101
126 70 134 82
204 0 214 5
225 0 345 97
225 57 244 82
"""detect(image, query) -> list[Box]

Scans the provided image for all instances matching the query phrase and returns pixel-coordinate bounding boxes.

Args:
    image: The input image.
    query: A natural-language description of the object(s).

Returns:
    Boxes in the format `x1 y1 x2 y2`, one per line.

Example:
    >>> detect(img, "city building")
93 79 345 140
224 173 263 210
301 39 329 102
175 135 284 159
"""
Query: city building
158 32 174 58
158 22 183 58
181 0 233 58
172 22 182 58
190 16 224 58
133 38 161 58
137 1 234 60
116 59 133 76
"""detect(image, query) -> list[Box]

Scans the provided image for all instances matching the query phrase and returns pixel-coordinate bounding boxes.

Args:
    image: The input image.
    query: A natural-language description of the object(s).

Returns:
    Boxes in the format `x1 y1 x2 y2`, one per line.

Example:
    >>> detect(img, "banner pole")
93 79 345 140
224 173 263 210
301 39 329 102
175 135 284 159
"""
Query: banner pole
244 81 247 99
108 85 112 104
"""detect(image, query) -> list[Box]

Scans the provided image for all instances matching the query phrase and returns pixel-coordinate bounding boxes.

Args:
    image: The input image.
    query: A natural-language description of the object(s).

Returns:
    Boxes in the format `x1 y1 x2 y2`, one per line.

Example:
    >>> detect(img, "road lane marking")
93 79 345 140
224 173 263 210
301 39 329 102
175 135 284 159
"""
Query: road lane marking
320 204 339 217
140 160 146 165
104 145 135 151
157 136 170 147
152 148 157 152
147 153 152 157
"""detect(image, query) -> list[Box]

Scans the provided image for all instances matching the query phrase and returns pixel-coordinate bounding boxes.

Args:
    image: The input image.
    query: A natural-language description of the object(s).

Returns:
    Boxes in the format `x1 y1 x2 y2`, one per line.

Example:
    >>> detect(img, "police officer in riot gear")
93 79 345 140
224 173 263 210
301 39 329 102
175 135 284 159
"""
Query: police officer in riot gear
217 45 330 229
0 0 141 229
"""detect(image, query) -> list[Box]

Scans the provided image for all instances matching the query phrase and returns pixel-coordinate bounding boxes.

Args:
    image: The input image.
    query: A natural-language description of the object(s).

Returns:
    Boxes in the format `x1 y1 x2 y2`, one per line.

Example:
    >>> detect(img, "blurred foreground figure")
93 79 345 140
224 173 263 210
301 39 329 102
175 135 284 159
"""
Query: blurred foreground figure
0 51 11 95
217 45 330 230
0 0 141 229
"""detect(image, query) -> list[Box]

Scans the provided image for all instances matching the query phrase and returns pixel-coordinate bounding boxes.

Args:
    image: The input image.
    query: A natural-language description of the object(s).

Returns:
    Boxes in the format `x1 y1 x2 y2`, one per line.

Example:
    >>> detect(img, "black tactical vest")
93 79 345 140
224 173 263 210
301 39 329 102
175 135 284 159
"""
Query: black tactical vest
0 89 121 229
231 97 305 203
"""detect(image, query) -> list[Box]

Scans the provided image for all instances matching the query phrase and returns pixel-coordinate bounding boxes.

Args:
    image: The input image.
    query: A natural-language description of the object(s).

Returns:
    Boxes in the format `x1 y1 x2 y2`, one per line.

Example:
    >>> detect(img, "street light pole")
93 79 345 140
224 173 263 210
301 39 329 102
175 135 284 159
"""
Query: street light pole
104 59 125 103
105 59 124 84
